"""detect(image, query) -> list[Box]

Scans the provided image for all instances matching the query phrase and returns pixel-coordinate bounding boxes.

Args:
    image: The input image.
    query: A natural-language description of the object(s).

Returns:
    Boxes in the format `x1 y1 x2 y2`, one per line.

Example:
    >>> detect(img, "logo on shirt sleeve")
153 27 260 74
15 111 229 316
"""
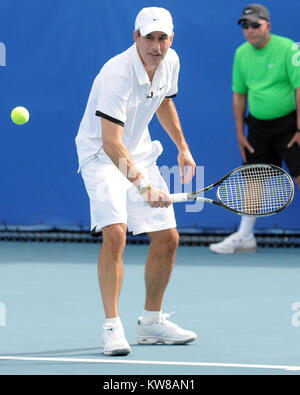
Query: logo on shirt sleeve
291 42 300 67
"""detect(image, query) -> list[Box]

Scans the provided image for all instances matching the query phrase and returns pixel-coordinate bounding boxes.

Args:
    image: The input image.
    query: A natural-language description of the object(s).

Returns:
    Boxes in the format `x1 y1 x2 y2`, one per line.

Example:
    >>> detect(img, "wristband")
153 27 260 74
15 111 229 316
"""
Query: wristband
137 178 152 195
139 184 152 195
296 129 300 133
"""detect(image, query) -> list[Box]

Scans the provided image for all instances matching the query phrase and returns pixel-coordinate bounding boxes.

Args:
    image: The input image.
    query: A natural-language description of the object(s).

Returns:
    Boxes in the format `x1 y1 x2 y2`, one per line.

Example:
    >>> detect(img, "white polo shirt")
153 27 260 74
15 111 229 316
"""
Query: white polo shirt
75 43 179 171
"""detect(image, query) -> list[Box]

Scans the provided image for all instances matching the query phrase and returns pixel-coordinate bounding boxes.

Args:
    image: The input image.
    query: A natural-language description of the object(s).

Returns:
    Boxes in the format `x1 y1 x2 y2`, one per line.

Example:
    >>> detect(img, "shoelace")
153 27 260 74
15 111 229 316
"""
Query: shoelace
103 324 124 335
102 324 126 344
159 312 177 326
103 324 114 336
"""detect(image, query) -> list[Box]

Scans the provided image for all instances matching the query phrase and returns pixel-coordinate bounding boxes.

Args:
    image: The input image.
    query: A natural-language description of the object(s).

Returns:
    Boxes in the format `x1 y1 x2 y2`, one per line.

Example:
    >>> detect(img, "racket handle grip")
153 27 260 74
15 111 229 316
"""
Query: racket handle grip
170 193 189 203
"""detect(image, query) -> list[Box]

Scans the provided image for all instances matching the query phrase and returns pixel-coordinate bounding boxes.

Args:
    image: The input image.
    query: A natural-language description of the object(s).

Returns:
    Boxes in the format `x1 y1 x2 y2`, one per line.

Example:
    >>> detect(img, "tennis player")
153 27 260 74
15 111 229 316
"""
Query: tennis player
75 7 197 355
210 3 300 254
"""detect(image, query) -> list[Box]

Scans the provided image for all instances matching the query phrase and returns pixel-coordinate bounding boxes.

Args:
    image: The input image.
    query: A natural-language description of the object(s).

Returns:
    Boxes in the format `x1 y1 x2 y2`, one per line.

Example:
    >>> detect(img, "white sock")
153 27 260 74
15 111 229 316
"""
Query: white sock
105 316 122 328
141 310 161 325
238 216 256 238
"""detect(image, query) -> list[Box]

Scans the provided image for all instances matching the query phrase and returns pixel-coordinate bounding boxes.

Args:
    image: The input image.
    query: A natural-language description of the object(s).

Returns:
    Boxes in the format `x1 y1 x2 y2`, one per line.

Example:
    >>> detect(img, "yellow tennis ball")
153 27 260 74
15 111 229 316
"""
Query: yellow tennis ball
11 106 30 125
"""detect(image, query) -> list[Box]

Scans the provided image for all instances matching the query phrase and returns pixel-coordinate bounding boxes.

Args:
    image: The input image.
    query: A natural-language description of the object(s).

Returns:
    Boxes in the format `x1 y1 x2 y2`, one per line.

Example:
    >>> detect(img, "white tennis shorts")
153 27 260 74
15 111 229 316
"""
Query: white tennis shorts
81 159 177 235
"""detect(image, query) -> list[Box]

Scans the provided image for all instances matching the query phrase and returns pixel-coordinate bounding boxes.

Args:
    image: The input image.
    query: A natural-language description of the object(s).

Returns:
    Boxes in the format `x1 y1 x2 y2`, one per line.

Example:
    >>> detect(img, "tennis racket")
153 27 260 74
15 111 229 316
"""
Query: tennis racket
170 164 294 217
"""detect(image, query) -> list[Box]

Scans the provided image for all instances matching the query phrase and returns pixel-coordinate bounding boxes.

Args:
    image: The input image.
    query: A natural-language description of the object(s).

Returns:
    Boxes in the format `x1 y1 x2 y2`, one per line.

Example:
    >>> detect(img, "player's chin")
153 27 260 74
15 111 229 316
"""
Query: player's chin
148 54 163 65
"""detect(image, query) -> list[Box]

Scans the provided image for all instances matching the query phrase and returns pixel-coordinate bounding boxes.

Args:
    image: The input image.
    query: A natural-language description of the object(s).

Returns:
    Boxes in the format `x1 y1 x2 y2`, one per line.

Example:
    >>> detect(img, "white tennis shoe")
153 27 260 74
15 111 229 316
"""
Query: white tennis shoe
209 232 257 254
136 312 197 345
102 323 131 356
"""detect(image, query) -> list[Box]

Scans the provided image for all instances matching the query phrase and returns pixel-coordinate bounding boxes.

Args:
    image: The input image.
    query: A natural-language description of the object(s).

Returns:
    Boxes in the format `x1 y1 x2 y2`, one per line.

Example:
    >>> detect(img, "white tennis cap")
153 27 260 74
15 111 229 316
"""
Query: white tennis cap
135 7 174 37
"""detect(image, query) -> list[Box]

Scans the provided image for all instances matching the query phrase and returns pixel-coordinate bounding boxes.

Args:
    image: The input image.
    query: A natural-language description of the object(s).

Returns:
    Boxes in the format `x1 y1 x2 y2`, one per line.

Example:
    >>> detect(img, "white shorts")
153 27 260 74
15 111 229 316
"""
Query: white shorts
81 159 177 235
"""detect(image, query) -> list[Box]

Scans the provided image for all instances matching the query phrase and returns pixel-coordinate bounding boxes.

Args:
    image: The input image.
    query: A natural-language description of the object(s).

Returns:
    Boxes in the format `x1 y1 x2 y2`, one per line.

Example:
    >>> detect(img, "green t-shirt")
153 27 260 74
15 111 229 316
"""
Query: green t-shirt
232 34 300 120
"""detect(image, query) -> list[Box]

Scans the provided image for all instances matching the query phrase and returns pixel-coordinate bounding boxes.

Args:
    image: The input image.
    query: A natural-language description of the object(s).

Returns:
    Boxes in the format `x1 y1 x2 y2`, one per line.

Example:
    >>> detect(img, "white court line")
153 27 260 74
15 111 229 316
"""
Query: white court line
0 356 300 371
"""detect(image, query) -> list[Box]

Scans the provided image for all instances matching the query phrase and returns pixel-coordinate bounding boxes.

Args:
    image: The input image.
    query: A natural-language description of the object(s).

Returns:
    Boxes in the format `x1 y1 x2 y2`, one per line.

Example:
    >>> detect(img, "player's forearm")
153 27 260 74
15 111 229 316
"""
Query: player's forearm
156 98 189 152
233 92 247 137
102 140 145 185
101 118 145 185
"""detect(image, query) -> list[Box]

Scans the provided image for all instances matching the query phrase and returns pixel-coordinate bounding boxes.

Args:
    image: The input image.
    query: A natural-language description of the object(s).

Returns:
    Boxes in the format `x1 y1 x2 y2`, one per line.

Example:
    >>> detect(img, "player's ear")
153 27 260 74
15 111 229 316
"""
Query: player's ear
133 30 140 43
169 32 174 47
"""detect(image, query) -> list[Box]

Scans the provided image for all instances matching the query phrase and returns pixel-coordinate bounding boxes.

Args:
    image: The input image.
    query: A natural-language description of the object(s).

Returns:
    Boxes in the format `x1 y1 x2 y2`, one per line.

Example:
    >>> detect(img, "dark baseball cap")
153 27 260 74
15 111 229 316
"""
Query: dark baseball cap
238 4 270 24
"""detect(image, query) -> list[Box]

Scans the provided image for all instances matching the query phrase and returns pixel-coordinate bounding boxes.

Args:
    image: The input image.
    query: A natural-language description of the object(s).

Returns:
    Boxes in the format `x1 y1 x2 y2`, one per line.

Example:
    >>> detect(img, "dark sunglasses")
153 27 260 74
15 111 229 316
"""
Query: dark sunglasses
241 21 261 29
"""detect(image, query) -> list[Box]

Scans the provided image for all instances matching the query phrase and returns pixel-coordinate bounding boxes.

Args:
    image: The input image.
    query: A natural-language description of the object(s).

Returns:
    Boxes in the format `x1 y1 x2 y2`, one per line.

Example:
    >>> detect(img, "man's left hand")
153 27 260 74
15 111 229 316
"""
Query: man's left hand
287 132 300 148
177 149 196 184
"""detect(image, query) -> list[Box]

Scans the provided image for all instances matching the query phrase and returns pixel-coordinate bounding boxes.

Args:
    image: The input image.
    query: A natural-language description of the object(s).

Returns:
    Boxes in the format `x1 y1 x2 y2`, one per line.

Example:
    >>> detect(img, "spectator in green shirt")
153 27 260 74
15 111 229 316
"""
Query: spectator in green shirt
210 3 300 254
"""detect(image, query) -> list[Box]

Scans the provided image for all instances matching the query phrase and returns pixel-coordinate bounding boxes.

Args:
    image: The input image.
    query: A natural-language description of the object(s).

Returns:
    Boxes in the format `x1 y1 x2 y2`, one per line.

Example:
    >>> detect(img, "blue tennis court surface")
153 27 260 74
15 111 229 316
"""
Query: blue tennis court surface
0 241 299 375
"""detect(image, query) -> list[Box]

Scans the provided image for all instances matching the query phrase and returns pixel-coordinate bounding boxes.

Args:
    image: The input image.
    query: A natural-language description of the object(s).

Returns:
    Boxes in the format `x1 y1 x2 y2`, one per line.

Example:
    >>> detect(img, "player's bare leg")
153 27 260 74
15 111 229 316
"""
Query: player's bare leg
136 227 197 345
98 223 127 318
144 228 179 311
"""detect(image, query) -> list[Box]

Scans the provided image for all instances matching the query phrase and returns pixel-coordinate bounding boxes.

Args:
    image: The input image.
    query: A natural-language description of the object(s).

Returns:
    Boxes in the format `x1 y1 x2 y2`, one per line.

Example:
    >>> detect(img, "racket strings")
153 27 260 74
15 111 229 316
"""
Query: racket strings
218 166 293 215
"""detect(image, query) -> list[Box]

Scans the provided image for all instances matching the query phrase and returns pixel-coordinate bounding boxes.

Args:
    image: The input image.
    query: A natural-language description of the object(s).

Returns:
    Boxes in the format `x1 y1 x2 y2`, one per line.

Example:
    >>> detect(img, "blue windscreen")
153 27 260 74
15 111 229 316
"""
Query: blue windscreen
0 0 299 231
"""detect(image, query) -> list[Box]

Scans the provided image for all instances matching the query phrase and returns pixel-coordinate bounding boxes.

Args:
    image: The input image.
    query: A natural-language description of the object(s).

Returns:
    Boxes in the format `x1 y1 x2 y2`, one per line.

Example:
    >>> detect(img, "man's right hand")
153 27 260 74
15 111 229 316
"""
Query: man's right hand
237 134 255 163
141 186 172 208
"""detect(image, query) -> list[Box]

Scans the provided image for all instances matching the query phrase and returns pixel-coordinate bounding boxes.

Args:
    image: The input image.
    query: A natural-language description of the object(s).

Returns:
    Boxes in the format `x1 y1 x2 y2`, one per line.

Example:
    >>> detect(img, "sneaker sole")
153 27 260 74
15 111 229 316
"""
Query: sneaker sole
136 336 196 345
209 246 257 254
103 348 131 356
